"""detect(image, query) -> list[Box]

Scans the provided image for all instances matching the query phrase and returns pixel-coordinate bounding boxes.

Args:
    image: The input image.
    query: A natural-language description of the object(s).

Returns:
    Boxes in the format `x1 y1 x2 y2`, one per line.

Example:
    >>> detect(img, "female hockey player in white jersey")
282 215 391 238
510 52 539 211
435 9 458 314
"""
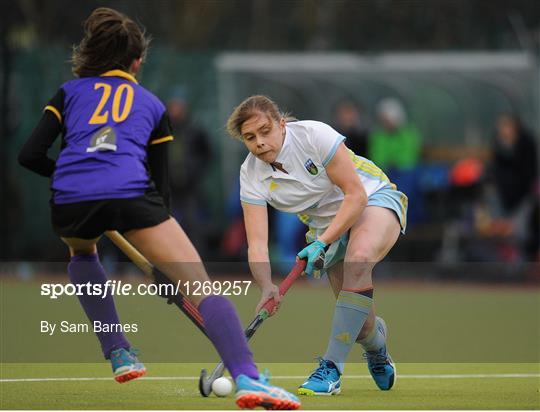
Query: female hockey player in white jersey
227 95 408 396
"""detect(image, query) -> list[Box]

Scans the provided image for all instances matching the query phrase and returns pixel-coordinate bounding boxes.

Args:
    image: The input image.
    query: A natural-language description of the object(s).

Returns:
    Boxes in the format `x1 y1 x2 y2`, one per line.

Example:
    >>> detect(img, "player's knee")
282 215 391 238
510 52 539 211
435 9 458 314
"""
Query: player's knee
345 248 377 265
343 248 378 279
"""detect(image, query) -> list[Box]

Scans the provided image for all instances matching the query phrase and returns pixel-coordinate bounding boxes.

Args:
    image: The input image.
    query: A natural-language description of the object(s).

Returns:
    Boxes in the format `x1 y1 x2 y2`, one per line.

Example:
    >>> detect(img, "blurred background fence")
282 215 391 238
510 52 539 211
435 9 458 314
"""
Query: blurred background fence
217 51 538 183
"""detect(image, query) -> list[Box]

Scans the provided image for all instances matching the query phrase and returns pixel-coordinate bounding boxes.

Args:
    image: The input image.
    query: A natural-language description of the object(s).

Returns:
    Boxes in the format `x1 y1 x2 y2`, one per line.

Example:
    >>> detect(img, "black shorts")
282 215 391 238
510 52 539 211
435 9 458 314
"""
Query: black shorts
51 190 170 239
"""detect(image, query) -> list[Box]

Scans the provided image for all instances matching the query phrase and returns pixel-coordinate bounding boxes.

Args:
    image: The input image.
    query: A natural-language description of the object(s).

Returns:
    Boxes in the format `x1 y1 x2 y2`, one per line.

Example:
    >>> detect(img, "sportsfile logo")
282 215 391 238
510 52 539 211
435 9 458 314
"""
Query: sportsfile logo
41 280 136 300
40 280 251 299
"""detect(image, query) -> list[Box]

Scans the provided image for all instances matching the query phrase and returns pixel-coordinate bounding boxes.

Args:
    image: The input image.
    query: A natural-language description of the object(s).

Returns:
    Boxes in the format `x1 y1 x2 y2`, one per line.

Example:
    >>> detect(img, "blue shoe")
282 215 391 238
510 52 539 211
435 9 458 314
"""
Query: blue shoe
235 372 301 410
298 358 341 396
110 348 146 383
364 317 396 390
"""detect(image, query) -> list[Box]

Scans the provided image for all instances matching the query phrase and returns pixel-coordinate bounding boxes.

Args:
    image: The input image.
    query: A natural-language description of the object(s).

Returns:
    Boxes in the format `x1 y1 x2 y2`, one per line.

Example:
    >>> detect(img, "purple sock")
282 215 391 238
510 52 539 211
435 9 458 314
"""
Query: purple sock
198 295 259 380
68 253 130 359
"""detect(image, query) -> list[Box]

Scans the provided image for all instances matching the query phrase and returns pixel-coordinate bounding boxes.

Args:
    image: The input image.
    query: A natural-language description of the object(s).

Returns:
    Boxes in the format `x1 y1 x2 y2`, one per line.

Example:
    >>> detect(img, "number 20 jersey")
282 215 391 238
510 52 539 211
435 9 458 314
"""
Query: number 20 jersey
45 70 172 204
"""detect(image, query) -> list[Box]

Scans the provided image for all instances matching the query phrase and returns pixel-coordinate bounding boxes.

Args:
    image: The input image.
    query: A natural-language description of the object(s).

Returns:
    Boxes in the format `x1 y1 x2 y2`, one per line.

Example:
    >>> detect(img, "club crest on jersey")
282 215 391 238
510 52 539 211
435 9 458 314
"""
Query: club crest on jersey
304 159 318 175
87 126 117 152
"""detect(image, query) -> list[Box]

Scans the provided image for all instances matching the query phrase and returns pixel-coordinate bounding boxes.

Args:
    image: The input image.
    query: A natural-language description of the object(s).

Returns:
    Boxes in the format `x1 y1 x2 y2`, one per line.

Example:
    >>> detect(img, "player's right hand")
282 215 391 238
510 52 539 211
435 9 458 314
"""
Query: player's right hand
297 239 327 278
256 283 281 317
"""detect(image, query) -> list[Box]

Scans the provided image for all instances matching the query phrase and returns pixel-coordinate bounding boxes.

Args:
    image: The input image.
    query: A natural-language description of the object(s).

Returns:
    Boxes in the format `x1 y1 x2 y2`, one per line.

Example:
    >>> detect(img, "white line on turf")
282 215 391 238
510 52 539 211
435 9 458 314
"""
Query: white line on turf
1 373 538 383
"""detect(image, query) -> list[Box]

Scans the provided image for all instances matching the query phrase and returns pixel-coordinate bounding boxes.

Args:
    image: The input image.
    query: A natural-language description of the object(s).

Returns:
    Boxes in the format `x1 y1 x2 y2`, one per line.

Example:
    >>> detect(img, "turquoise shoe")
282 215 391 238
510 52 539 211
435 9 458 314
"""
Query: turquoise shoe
235 372 300 410
364 317 396 390
298 358 341 396
110 348 146 383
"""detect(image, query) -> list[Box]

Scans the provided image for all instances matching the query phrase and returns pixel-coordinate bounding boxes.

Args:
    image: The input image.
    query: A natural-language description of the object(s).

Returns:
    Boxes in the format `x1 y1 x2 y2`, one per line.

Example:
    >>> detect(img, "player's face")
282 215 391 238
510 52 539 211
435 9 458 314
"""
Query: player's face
241 113 285 163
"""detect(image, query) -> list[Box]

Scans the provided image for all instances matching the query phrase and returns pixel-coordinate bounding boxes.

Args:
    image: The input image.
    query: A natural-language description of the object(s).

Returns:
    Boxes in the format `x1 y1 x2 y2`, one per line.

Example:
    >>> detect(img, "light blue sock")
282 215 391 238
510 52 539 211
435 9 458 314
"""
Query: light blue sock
323 290 372 374
358 318 386 352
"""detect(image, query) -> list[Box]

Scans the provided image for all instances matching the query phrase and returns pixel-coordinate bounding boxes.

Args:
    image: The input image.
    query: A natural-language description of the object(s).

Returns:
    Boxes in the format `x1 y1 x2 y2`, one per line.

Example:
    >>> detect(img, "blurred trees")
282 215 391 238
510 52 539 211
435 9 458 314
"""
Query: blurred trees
3 0 539 52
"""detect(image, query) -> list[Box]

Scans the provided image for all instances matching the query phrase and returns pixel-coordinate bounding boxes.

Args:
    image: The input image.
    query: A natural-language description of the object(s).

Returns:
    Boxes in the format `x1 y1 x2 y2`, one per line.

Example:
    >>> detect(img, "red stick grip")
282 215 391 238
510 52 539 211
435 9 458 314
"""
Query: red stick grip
260 259 306 314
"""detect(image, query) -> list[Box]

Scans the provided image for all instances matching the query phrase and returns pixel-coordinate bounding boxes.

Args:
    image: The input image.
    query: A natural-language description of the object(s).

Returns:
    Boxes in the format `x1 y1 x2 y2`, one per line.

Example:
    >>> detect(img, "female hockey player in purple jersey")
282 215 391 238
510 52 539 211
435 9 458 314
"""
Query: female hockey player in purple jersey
19 8 299 409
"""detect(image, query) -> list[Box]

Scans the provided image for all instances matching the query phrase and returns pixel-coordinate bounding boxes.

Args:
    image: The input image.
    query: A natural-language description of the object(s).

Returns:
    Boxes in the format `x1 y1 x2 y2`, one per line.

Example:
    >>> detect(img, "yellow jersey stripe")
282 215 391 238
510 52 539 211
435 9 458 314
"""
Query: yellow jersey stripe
348 150 393 183
355 160 382 174
348 150 384 174
100 70 138 84
44 105 62 123
297 214 311 225
149 135 174 145
400 193 409 226
358 164 390 182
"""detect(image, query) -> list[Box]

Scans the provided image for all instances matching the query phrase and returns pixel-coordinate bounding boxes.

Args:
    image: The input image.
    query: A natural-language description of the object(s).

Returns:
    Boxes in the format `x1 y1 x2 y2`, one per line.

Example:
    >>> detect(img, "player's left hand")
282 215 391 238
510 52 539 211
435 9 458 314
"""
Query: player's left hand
297 239 327 278
255 284 281 317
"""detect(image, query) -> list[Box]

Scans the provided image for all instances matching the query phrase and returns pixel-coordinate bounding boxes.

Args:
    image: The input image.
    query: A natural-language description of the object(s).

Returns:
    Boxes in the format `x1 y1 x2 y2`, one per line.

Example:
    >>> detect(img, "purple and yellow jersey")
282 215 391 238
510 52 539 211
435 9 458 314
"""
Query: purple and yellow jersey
44 70 173 204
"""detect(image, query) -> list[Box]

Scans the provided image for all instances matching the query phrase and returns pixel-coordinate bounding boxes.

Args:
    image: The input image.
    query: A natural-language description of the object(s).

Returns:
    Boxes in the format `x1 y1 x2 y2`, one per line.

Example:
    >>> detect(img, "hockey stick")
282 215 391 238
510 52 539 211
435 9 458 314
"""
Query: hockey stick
105 230 207 336
198 258 306 396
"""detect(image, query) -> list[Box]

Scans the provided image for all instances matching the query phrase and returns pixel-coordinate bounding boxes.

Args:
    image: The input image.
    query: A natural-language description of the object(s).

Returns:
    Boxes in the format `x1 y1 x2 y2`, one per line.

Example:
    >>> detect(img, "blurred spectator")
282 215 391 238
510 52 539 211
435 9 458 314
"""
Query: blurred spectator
332 100 370 156
488 113 538 261
492 114 537 214
167 88 213 253
369 97 421 171
369 97 423 223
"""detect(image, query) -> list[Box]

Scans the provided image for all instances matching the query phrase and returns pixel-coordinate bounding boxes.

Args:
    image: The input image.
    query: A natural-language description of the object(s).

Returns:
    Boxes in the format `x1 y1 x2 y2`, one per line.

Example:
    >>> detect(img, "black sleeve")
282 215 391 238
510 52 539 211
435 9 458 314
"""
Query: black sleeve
148 112 173 211
18 89 64 177
148 111 173 145
148 141 171 211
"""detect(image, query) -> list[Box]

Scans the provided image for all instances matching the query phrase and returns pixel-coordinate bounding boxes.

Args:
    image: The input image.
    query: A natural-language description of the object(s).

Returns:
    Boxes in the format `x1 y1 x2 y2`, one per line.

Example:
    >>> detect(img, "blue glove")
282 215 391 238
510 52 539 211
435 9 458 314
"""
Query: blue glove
297 239 327 278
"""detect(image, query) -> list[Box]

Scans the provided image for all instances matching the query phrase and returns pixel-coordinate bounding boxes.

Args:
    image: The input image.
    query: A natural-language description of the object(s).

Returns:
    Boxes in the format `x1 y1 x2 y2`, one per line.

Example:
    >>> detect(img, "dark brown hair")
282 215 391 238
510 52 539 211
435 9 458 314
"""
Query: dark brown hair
227 95 294 140
72 7 150 77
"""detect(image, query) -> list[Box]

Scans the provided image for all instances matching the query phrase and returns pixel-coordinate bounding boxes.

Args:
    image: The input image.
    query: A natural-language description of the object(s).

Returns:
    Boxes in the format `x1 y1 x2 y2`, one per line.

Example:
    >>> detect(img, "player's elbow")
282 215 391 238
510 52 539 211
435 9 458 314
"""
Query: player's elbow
18 148 35 170
346 184 368 208
18 148 54 177
354 193 368 210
